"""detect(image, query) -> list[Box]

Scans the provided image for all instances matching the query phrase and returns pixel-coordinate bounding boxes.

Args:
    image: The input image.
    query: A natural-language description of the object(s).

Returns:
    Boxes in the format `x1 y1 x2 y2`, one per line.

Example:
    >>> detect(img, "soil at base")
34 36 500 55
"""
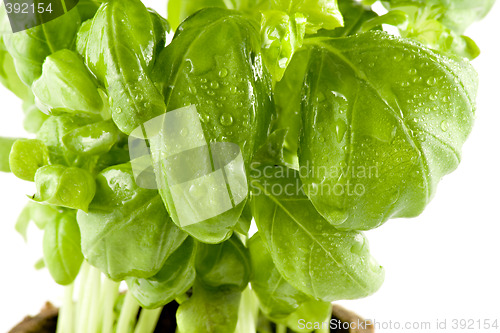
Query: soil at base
8 302 373 333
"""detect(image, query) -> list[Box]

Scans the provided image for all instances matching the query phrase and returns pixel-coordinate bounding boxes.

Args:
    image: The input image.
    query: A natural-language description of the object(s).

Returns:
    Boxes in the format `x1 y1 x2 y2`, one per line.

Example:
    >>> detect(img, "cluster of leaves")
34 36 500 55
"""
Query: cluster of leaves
0 0 491 332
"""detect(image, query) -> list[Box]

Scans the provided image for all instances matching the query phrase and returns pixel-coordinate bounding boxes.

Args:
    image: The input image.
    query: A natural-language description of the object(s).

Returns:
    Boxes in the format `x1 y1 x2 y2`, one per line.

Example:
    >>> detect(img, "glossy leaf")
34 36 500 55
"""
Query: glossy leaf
127 237 196 309
176 281 241 333
281 299 332 332
43 210 84 285
34 165 96 211
36 115 91 167
261 11 306 82
9 139 49 181
32 49 104 116
2 8 81 86
299 31 477 230
248 233 310 318
273 49 311 162
77 163 187 280
251 165 385 301
62 120 120 156
0 45 30 100
383 0 496 34
23 100 50 134
195 234 251 290
80 0 167 134
152 8 273 243
0 137 17 172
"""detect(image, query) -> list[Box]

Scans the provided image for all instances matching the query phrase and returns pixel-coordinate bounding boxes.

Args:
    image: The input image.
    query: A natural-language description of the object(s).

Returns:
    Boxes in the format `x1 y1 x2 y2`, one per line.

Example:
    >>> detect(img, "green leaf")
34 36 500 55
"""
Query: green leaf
281 299 332 332
2 8 82 86
248 233 310 318
43 210 84 285
77 163 188 280
23 100 50 134
273 49 312 162
321 0 379 37
261 11 306 82
299 31 477 230
36 115 92 167
274 0 344 34
34 165 96 211
0 137 18 172
177 233 249 332
80 0 167 134
176 281 241 333
76 0 101 22
234 202 252 236
15 204 32 242
381 0 494 59
152 8 273 243
383 0 495 34
251 165 385 301
0 47 30 100
127 237 196 309
32 49 104 116
253 128 295 167
195 234 251 290
9 139 49 181
62 120 120 156
28 202 61 230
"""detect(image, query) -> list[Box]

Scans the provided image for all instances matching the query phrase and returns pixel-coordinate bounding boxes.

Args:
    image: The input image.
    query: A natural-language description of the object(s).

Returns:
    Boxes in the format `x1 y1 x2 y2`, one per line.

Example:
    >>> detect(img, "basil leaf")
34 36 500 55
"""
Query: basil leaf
195 234 251 290
43 210 84 285
34 165 96 211
299 31 477 230
32 49 104 116
9 139 49 181
0 136 18 172
62 120 120 156
176 281 241 333
2 8 81 86
127 237 196 309
77 163 188 280
248 233 310 318
152 8 273 243
80 0 167 134
251 165 385 301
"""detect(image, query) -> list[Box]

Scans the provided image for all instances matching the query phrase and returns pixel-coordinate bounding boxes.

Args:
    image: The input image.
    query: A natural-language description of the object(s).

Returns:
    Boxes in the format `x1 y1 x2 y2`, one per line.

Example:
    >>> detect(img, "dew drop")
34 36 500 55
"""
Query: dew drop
408 68 417 75
429 94 437 101
426 77 437 86
220 113 234 126
335 120 347 143
218 68 228 78
210 81 219 89
440 121 449 132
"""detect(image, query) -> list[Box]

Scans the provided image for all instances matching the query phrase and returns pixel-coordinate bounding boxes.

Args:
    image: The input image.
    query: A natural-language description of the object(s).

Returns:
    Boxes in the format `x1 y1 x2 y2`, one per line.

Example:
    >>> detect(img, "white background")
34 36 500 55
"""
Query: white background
0 1 499 332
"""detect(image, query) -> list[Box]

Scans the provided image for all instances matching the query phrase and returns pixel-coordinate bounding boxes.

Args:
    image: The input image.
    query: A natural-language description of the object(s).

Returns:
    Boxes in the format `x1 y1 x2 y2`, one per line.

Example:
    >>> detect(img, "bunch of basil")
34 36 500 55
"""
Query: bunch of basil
0 0 492 332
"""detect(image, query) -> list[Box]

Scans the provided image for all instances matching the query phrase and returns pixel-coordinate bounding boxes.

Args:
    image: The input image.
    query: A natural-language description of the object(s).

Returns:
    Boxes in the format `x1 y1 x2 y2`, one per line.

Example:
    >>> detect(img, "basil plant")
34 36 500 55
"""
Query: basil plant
0 0 492 332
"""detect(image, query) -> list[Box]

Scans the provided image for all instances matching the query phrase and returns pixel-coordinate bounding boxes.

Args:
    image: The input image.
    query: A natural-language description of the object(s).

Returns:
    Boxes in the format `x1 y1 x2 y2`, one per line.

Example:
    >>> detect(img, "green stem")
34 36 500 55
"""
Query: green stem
133 307 163 333
87 266 102 333
101 277 120 333
116 292 141 333
235 287 259 333
56 283 74 333
277 323 287 333
76 263 92 333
